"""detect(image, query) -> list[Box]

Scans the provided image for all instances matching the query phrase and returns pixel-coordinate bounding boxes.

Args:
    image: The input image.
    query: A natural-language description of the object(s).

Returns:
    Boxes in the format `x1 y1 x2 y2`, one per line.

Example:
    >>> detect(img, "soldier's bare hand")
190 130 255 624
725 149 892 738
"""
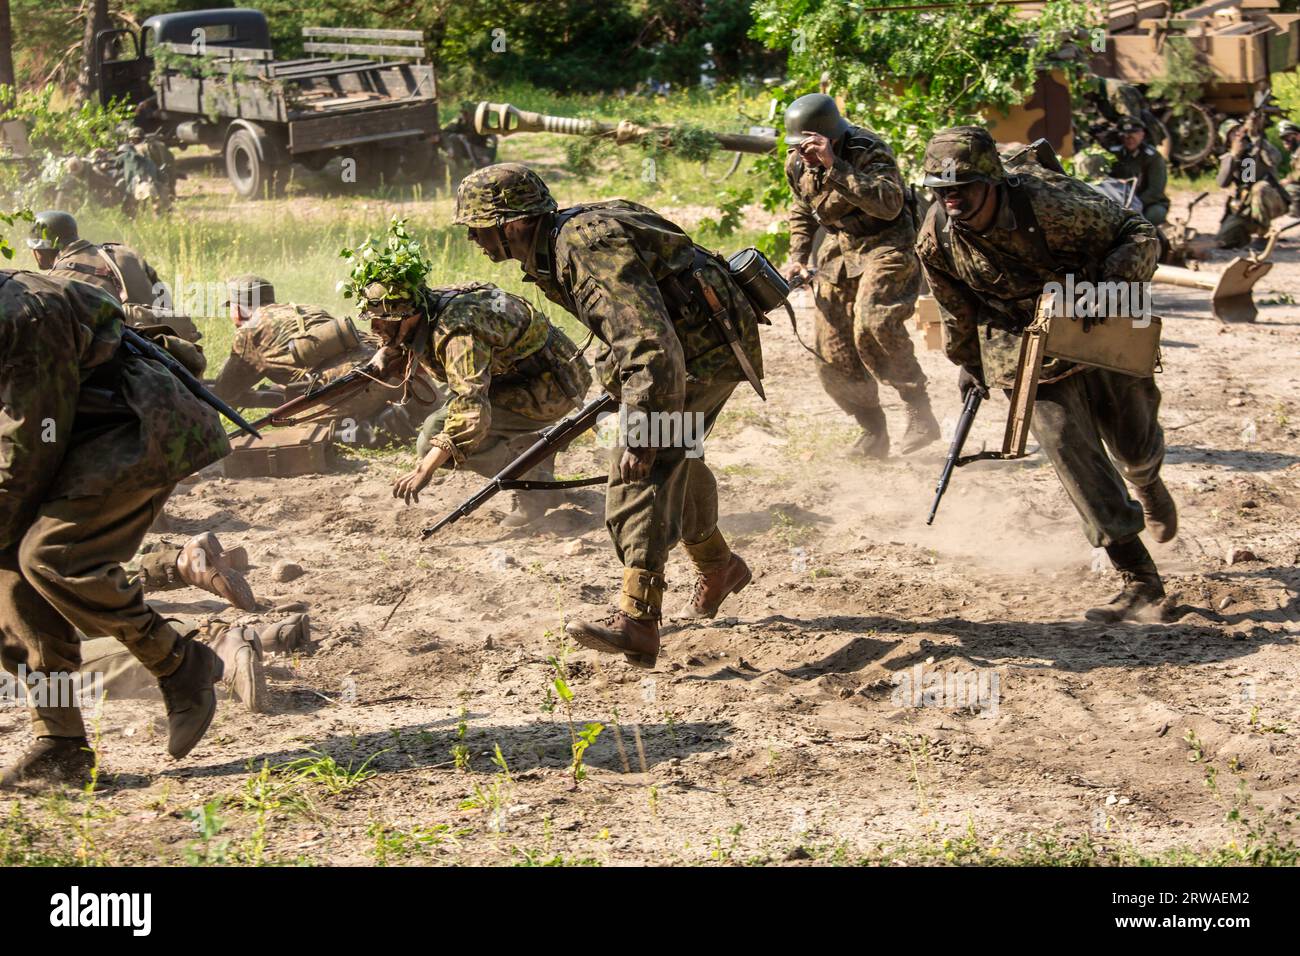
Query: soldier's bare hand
393 446 447 505
783 261 812 284
618 446 657 482
798 132 835 169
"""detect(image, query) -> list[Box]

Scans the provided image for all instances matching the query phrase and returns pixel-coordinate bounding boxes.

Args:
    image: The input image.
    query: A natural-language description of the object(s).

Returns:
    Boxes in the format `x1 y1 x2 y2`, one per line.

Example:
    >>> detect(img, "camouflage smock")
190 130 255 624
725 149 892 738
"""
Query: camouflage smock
785 123 915 280
519 200 762 414
211 302 376 402
0 272 228 549
915 163 1158 387
415 283 591 462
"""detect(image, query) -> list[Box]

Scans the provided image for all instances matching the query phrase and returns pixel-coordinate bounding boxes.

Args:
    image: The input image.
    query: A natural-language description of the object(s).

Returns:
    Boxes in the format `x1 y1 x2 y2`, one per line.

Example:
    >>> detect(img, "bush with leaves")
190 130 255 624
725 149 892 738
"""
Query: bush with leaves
0 85 134 156
337 217 434 303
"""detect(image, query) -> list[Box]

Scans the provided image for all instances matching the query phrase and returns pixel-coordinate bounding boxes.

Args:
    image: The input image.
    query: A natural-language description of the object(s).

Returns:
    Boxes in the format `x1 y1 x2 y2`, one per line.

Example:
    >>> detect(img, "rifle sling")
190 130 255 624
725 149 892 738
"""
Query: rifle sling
498 476 608 491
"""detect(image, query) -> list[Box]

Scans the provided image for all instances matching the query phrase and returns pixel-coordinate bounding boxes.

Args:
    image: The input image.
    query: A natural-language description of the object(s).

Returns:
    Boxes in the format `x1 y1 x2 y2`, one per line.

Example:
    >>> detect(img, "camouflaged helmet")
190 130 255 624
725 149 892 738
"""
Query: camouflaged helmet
358 281 421 316
922 126 1006 188
27 210 79 251
783 93 851 146
127 126 145 143
453 163 557 228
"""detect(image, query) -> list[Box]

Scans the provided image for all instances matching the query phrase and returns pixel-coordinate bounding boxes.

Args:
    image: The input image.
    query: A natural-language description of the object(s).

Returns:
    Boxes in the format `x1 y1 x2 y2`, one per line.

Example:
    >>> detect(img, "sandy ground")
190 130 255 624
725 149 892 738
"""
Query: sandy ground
1 187 1297 866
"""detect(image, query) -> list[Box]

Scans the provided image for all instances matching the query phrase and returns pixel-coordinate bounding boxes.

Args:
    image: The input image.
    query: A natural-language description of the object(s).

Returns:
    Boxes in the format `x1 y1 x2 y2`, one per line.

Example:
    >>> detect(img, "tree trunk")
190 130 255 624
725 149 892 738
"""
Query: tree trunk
0 0 16 102
76 0 111 104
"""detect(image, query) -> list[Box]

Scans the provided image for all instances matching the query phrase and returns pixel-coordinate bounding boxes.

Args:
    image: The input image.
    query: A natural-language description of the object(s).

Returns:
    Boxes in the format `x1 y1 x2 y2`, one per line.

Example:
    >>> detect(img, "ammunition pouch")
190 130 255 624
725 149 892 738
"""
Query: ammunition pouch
289 314 362 370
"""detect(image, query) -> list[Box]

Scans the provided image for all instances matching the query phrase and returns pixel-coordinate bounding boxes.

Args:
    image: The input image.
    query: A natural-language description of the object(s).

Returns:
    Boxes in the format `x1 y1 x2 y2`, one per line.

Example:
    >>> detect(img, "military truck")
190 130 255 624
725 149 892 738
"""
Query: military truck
90 8 439 198
1081 0 1300 168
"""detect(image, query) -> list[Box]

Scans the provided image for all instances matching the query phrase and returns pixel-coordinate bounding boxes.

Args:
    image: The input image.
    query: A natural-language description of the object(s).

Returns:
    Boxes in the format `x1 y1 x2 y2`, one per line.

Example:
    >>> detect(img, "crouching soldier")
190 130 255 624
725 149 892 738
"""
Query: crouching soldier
0 272 231 790
211 275 436 446
455 163 762 667
357 276 592 529
29 209 201 342
915 127 1176 624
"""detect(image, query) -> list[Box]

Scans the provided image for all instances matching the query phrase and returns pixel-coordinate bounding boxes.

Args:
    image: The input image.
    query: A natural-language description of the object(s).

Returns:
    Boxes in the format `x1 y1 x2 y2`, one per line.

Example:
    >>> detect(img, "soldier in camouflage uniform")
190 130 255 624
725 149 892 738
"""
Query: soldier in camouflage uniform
782 94 938 456
29 210 202 344
1216 120 1288 248
211 275 434 446
358 280 592 528
454 163 762 667
1108 118 1169 226
0 272 232 789
1274 120 1300 216
915 127 1177 624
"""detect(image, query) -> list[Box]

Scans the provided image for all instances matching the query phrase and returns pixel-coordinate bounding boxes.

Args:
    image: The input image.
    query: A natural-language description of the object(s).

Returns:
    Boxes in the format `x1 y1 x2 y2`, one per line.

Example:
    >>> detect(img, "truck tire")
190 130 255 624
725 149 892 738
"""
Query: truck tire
226 128 268 199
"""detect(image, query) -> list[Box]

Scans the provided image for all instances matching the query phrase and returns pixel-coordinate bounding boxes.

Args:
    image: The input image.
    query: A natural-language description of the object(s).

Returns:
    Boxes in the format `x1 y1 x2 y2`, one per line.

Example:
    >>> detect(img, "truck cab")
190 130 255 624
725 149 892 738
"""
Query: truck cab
94 8 274 111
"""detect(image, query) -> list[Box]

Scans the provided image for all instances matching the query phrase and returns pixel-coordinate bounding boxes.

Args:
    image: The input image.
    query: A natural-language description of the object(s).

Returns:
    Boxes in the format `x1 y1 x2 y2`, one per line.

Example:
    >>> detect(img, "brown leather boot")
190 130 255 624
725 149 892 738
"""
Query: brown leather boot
158 637 222 759
178 533 257 611
210 626 269 714
500 491 550 529
849 407 889 459
566 612 661 669
568 568 664 668
1085 570 1169 624
1085 537 1168 623
1132 477 1178 543
897 385 940 455
679 553 752 620
259 613 309 653
0 736 95 791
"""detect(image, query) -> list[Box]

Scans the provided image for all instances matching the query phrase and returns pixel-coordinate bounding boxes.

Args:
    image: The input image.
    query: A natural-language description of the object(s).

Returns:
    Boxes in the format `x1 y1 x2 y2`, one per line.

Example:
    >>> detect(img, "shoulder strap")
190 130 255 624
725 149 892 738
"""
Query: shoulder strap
1005 182 1059 271
95 246 130 299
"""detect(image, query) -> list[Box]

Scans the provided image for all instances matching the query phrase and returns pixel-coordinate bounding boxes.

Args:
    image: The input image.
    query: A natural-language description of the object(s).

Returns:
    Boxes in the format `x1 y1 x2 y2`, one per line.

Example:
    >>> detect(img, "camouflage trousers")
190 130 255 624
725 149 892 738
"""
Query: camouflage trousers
1027 368 1165 548
1218 182 1288 248
813 242 926 425
606 380 737 616
0 483 185 739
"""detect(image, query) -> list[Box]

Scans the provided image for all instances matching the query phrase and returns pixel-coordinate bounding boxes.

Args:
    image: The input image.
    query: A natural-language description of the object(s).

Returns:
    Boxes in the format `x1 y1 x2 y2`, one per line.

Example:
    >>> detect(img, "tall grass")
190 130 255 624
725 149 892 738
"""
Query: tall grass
3 86 779 369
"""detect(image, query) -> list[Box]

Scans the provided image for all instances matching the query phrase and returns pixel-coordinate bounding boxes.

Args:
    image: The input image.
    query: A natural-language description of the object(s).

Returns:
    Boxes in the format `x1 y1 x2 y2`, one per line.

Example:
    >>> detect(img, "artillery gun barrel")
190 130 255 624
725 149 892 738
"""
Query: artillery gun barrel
1153 264 1218 292
474 101 777 155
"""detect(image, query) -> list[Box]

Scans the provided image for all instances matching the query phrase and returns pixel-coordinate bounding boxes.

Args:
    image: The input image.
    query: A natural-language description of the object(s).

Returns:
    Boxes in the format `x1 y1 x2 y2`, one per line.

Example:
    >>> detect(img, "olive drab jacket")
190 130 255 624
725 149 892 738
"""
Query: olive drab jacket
0 271 228 549
519 200 762 414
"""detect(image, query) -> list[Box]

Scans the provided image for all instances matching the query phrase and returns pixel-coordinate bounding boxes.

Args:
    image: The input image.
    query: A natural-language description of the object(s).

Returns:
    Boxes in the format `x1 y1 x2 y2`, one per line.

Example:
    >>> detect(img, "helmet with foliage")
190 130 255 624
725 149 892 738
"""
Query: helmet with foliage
783 93 851 146
127 126 145 143
338 216 432 311
452 163 557 228
27 210 79 251
921 126 1006 187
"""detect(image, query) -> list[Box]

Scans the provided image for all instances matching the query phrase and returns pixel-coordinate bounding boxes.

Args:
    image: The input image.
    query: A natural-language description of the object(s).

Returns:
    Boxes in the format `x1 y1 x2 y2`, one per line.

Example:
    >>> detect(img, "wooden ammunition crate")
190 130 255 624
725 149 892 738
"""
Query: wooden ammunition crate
222 422 335 479
913 294 945 351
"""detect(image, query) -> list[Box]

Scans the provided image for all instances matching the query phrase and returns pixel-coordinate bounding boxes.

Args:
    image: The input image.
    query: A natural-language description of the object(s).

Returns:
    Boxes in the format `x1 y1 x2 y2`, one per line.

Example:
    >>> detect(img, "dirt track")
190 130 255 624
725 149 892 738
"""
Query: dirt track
2 188 1297 866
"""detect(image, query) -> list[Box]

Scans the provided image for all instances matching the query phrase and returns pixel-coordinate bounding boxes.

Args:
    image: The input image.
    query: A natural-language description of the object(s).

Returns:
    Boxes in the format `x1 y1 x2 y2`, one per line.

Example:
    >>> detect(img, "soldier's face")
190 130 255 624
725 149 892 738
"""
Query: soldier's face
934 180 991 221
1121 130 1144 151
468 226 509 262
32 248 57 271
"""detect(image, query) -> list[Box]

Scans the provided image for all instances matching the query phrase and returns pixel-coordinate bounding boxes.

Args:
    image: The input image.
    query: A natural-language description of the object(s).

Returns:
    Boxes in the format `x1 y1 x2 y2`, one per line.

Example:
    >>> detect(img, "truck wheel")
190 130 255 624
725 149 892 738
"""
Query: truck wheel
225 129 266 199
